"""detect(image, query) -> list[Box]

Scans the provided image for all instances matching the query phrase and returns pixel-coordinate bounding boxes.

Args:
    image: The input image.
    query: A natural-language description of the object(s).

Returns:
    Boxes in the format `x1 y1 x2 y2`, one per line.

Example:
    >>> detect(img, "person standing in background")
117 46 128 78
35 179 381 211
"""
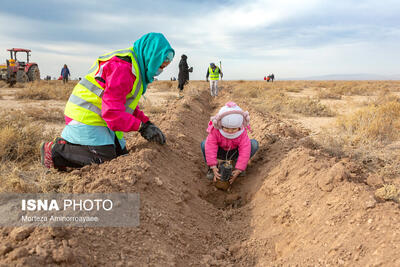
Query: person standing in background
61 64 70 84
177 54 193 98
206 63 223 97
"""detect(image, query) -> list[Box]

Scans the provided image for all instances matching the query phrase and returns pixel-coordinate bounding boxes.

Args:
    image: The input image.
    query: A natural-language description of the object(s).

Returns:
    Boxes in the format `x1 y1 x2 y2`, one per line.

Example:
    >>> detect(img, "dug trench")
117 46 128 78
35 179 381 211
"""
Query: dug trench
1 87 400 266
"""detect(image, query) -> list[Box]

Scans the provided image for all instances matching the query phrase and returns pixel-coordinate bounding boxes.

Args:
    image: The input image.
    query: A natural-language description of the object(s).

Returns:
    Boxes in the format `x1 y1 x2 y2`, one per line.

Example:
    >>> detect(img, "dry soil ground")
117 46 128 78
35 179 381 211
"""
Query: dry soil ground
0 80 399 266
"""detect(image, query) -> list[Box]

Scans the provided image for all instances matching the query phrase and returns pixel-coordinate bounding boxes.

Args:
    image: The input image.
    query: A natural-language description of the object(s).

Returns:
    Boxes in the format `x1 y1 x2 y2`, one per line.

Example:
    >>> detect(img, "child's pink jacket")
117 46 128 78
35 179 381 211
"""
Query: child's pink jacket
205 123 251 171
65 56 149 131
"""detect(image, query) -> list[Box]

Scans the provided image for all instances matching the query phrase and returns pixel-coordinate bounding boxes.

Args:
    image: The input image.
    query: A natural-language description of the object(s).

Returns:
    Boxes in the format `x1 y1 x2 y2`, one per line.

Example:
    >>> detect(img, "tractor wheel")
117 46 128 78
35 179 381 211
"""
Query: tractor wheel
16 70 28 83
27 65 40 81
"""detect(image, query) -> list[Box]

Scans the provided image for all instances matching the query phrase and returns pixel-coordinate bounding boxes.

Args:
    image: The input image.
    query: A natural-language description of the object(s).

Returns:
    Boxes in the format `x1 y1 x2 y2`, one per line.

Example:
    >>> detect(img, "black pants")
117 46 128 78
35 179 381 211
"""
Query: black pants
63 77 68 83
178 82 185 91
200 140 259 163
178 80 188 91
52 137 128 169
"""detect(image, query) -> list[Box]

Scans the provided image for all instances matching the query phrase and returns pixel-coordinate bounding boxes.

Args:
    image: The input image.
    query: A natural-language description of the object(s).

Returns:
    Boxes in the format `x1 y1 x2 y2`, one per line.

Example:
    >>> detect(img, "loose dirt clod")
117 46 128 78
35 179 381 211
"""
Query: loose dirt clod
374 184 399 202
9 227 34 241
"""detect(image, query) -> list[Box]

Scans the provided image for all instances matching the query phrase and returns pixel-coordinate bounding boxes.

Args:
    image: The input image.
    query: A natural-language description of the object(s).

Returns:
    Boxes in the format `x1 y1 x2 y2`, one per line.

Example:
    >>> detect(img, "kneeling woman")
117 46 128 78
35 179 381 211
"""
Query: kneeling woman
40 33 174 170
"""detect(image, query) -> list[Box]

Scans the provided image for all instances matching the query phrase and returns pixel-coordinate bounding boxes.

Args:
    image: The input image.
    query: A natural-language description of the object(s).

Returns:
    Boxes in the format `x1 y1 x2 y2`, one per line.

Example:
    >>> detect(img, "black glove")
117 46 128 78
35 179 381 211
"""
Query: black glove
139 121 166 145
188 67 193 73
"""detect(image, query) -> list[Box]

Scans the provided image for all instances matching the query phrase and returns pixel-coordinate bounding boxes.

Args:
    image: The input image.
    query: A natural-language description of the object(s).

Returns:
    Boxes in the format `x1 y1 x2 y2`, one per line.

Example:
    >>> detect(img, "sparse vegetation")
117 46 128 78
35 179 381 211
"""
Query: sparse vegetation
0 162 65 193
285 87 303 93
282 81 305 92
316 89 342 100
15 80 75 100
289 97 335 116
337 101 400 144
371 89 400 106
0 111 56 162
234 85 334 117
316 100 400 178
0 109 66 193
318 81 400 96
24 107 64 122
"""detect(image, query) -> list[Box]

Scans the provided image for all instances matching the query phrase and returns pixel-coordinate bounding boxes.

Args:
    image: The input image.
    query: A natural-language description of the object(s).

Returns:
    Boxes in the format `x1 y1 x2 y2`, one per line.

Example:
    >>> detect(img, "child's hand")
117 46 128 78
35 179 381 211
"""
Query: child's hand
212 167 221 182
229 169 242 184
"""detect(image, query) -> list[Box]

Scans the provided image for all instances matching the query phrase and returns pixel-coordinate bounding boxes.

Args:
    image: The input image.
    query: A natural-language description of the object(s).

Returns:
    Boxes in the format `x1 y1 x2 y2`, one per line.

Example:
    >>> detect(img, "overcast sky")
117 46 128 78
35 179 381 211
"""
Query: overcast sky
0 0 399 80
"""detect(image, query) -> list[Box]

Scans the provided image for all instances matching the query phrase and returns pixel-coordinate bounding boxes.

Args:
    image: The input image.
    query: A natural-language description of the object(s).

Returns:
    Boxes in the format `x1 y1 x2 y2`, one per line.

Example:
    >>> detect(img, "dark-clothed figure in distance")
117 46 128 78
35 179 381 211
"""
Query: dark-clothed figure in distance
177 54 193 98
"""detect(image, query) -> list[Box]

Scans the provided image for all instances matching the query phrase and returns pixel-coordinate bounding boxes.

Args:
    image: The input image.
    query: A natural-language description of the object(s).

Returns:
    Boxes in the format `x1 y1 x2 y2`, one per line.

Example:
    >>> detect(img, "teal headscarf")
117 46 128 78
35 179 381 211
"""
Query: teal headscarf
133 33 175 94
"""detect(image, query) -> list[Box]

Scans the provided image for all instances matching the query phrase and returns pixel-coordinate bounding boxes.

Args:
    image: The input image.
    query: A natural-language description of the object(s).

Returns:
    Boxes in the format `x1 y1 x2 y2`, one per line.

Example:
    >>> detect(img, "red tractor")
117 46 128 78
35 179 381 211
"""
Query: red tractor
0 48 40 86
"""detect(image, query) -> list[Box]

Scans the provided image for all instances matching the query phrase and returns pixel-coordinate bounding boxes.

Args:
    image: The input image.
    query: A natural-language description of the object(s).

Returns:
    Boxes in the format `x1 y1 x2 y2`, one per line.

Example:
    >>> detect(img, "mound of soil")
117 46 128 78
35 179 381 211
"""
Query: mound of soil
1 88 399 266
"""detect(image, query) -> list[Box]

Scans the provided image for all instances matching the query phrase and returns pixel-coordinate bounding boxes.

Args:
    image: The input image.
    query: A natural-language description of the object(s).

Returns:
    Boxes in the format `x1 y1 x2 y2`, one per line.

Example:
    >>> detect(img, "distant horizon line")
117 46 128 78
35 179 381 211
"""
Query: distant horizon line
43 73 400 82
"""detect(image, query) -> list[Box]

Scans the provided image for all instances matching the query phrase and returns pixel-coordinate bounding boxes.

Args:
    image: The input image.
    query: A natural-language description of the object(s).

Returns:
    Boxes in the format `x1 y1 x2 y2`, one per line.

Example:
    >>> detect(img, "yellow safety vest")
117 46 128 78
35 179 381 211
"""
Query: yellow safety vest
64 48 143 140
209 66 220 80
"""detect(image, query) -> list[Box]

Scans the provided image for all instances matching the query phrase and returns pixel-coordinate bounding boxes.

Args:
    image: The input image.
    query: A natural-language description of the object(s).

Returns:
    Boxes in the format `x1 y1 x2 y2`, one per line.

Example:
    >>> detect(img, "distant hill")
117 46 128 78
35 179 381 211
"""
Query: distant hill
286 73 400 80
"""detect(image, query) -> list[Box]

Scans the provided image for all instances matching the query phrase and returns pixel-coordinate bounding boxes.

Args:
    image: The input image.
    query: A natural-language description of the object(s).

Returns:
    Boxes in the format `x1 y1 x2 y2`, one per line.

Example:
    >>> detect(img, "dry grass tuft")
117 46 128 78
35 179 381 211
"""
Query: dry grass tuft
231 82 265 99
15 80 75 100
0 111 56 162
238 85 334 117
0 162 71 193
288 97 335 117
285 87 303 93
0 108 64 193
24 107 64 122
253 90 287 113
336 101 400 144
371 89 400 106
316 100 400 178
316 89 342 100
282 81 305 92
323 81 400 96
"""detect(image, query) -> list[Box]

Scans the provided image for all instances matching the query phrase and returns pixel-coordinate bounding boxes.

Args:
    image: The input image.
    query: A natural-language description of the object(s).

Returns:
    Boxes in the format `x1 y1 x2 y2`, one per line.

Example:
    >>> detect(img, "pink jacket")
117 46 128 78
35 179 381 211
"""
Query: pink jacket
205 123 251 171
65 56 149 131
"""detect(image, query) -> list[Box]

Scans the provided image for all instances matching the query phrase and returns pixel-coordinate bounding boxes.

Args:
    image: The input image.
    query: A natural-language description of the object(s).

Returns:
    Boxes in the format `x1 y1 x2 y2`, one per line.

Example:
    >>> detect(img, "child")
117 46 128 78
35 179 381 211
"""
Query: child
200 102 259 184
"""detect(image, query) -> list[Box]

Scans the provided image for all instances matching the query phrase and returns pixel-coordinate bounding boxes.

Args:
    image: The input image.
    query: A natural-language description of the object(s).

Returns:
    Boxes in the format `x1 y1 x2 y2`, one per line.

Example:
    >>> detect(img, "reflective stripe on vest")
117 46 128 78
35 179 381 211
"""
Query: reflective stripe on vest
209 66 220 80
79 77 104 98
64 48 143 138
87 49 135 74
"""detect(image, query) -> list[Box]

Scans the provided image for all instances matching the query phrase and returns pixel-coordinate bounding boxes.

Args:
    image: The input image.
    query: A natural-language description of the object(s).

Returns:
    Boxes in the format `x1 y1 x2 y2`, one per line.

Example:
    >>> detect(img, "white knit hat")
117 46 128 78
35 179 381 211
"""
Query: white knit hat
211 102 250 129
220 106 243 128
